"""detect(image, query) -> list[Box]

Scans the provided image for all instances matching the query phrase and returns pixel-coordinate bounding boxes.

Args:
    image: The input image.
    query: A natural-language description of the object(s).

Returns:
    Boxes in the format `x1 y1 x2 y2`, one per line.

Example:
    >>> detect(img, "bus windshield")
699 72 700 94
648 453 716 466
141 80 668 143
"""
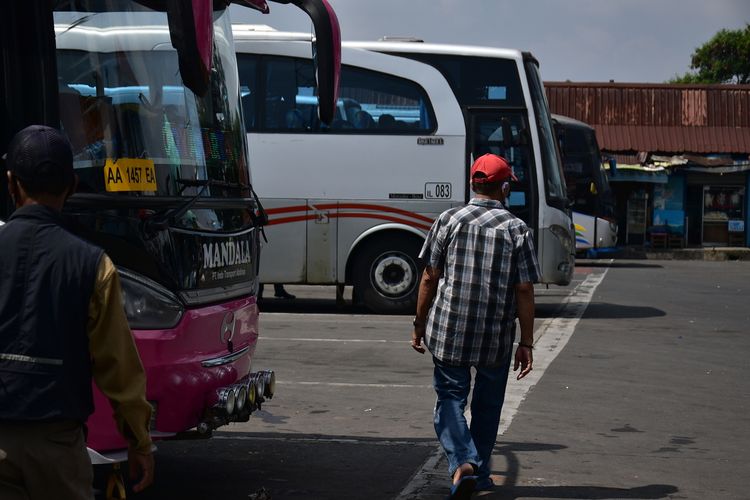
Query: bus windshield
523 58 567 207
556 121 615 219
54 4 249 200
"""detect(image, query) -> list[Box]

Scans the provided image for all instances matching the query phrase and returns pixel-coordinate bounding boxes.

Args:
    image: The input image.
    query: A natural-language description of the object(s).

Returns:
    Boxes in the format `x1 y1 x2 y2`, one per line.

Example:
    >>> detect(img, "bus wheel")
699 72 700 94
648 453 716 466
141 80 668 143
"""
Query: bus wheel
353 236 422 314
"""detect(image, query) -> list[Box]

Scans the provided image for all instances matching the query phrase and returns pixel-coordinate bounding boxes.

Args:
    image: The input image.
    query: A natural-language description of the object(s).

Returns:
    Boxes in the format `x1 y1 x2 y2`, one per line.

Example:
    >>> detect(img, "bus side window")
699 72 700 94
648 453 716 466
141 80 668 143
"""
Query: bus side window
337 65 436 135
378 114 395 129
264 57 316 132
237 55 259 131
241 91 255 130
285 109 306 130
353 110 375 129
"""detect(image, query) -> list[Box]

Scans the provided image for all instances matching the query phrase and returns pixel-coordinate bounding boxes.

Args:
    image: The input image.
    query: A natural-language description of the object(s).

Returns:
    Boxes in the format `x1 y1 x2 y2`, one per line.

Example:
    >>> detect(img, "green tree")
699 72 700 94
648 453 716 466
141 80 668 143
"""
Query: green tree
668 24 750 84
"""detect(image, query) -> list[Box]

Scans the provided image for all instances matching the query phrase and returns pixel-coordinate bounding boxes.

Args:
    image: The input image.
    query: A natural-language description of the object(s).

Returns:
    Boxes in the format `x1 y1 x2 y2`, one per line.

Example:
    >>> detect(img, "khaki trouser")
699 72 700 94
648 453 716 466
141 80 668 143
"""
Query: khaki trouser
0 420 94 500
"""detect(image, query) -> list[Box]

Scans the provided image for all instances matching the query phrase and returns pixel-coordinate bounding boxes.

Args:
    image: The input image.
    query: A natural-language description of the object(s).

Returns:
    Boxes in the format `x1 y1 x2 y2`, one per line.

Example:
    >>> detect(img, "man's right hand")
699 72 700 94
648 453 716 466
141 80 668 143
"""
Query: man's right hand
128 448 154 492
513 345 533 380
411 326 426 354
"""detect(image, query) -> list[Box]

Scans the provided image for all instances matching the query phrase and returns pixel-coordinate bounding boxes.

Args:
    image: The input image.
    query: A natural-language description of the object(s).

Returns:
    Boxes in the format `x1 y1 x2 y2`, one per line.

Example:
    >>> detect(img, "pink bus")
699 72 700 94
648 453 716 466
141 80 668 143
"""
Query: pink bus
0 0 339 463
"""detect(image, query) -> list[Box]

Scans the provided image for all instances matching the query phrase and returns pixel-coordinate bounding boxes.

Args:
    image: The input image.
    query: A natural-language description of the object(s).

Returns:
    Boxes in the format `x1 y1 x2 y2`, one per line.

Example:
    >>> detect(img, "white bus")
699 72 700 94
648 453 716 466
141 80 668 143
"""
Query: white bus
552 114 618 256
233 26 575 313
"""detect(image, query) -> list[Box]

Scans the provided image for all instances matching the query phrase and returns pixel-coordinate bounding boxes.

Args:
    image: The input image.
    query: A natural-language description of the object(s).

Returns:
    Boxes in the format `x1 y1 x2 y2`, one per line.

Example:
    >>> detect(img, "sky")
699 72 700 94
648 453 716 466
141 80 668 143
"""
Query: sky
229 0 750 83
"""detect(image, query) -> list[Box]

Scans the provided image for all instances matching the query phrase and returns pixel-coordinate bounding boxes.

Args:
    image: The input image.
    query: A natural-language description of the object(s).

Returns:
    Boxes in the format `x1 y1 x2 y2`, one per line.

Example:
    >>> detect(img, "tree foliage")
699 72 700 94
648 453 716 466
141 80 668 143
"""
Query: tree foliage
668 24 750 84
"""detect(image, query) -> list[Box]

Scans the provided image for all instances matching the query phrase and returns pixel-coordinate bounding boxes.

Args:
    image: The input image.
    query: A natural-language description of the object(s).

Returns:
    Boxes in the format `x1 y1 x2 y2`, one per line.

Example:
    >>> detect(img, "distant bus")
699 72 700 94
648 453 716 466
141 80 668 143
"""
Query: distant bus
233 26 575 313
552 114 617 255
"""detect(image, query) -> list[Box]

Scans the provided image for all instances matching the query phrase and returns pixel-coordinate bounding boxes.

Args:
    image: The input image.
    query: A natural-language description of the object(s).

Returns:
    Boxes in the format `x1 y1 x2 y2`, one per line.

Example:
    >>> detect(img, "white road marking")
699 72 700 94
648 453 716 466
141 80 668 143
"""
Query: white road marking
262 337 408 343
397 266 609 499
496 267 608 435
262 314 409 323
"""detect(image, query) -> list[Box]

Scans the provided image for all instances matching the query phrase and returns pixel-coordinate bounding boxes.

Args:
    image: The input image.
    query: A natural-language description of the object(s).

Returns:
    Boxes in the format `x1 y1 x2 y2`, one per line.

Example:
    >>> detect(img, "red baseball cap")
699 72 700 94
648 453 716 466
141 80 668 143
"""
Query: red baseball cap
470 154 517 183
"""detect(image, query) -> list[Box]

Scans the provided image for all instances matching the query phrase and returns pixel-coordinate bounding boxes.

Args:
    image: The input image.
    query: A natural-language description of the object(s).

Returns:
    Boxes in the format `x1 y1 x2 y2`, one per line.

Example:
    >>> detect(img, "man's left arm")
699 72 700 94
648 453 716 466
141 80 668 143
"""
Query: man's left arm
512 228 541 379
88 255 155 491
513 281 535 379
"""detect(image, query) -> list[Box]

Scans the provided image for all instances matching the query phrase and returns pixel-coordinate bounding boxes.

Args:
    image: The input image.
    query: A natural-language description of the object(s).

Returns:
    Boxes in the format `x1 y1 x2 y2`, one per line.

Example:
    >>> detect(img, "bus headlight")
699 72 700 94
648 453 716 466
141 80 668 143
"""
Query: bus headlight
118 269 184 329
549 224 575 254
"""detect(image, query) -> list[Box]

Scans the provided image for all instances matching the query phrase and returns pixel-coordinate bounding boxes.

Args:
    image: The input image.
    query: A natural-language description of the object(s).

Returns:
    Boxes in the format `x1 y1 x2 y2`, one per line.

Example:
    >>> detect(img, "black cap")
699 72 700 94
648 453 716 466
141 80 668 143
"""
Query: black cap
6 125 74 194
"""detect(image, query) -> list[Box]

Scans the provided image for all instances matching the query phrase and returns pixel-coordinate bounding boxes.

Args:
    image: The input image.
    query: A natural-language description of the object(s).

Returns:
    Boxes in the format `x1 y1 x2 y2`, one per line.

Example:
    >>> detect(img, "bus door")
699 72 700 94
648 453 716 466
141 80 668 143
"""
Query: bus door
466 109 537 230
259 199 309 283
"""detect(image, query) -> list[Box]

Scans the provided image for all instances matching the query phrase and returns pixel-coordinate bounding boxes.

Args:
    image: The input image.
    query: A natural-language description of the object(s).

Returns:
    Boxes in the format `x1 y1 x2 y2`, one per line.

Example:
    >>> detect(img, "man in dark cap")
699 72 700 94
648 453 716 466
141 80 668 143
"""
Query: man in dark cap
0 125 154 499
411 154 540 499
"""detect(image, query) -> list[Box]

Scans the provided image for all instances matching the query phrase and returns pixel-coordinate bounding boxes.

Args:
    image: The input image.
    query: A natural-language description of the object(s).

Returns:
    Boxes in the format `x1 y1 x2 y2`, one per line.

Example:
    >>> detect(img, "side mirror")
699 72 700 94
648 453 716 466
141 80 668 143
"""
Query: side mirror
165 0 214 97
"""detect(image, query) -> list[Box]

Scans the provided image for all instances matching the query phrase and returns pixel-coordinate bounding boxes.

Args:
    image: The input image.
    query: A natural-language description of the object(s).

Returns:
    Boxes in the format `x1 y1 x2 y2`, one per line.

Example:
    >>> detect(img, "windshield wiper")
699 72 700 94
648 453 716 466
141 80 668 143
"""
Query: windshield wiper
143 178 268 232
174 178 251 194
58 13 99 37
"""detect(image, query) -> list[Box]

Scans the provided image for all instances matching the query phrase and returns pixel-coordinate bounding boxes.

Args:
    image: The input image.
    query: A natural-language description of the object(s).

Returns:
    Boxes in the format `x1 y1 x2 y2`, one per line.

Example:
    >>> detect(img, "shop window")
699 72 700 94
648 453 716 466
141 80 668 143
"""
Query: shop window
702 186 745 246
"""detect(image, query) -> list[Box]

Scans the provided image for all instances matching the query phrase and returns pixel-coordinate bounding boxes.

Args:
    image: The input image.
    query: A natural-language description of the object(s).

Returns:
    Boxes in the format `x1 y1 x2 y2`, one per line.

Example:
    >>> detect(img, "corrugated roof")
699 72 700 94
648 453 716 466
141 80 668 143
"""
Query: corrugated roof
545 82 750 154
594 125 750 154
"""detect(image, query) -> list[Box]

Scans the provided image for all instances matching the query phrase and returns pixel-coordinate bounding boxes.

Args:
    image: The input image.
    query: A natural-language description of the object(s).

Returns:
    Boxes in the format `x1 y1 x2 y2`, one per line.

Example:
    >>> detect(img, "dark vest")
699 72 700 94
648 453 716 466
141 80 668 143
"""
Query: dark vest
0 204 103 421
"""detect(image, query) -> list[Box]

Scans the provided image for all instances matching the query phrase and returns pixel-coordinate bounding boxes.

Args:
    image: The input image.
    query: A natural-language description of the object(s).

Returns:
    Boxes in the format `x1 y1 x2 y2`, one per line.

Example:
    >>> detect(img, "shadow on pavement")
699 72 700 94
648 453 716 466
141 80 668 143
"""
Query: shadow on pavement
535 302 665 320
577 261 665 269
583 302 666 319
481 484 678 499
534 303 565 318
95 432 434 500
477 442 678 499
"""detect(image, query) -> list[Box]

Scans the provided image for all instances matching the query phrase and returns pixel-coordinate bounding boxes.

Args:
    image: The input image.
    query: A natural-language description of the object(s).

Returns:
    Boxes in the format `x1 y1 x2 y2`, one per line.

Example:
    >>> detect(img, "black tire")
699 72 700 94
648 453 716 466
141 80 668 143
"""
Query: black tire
352 235 423 314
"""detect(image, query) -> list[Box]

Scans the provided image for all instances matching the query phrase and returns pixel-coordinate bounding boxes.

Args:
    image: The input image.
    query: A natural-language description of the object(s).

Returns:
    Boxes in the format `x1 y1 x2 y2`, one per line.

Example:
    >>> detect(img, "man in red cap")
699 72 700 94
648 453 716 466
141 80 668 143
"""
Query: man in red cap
411 153 540 499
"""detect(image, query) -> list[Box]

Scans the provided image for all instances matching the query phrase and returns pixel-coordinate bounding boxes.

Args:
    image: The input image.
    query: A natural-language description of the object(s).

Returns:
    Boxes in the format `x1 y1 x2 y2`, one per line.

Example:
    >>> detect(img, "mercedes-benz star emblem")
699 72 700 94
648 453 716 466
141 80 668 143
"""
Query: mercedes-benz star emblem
220 311 236 353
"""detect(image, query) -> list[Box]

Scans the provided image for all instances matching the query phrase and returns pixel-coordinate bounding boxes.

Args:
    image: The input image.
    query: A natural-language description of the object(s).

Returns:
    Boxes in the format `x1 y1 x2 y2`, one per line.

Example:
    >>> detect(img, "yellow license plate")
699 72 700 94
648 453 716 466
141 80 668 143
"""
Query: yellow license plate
104 158 157 192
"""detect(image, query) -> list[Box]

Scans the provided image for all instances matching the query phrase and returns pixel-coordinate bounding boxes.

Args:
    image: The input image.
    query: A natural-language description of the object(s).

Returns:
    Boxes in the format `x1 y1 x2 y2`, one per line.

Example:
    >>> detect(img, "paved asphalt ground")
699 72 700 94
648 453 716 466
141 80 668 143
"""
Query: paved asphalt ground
113 259 750 500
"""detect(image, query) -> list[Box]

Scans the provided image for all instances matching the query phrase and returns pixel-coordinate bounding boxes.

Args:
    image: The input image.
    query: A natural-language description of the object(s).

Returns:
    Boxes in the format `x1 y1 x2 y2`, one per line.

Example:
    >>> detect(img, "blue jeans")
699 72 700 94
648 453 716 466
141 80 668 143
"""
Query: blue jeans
433 354 511 481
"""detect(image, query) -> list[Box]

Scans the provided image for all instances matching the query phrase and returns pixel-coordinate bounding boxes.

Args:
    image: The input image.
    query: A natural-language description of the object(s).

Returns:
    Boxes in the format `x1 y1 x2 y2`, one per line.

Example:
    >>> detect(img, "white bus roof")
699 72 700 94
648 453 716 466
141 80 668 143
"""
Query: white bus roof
54 23 232 52
232 24 312 42
230 25 524 62
344 41 523 62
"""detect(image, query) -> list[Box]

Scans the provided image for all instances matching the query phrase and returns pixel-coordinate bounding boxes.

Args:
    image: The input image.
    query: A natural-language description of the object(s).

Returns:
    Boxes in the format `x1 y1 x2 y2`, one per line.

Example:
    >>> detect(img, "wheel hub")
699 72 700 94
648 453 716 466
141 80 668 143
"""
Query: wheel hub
372 254 414 297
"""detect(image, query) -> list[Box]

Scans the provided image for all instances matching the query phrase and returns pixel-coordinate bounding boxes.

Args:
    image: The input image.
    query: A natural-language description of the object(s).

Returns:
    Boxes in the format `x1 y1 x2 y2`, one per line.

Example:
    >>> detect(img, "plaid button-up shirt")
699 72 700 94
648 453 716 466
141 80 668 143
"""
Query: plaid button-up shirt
419 198 541 367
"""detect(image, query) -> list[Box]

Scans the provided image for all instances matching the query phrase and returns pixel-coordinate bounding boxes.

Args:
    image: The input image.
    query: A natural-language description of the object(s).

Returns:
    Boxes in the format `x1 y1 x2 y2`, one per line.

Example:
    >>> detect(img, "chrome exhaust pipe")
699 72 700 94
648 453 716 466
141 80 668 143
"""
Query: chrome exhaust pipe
200 370 277 433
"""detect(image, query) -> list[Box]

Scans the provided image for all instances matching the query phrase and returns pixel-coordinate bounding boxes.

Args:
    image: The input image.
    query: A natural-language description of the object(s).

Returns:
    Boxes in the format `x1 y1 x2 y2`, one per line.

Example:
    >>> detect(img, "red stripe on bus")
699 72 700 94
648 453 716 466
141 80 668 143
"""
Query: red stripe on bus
314 203 434 224
329 212 432 231
264 205 312 216
265 215 317 226
265 212 431 231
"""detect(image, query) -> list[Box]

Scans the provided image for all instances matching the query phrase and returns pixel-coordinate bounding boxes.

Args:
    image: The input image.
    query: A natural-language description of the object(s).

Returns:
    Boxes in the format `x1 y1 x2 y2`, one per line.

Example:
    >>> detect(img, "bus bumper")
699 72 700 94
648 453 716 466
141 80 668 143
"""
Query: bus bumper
86 295 272 455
